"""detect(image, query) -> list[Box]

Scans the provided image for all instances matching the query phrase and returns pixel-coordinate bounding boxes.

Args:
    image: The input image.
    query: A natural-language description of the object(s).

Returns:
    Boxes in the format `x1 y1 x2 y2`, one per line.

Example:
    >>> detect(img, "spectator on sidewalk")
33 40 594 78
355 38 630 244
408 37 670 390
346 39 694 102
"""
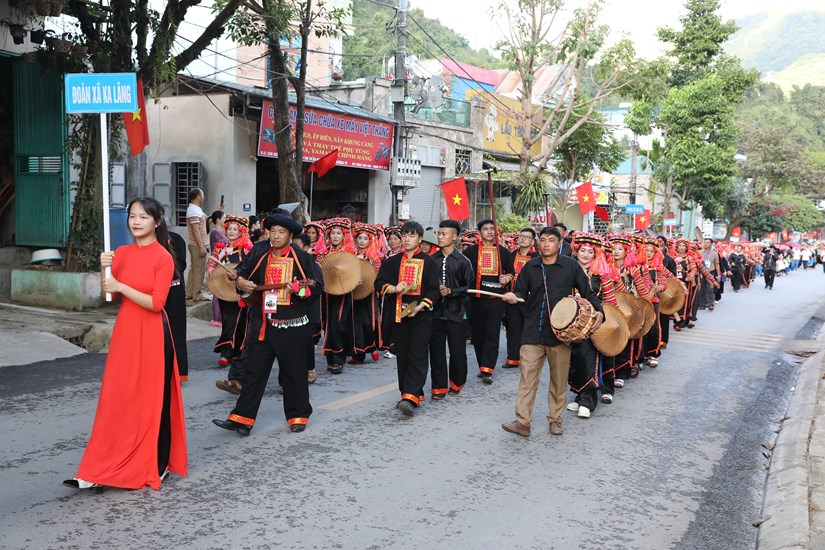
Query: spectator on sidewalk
185 189 220 301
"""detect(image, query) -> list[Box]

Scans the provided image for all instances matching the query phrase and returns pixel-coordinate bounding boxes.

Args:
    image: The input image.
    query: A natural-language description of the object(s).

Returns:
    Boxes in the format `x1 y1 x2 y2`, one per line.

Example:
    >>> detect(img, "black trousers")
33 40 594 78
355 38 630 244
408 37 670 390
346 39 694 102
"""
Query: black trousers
730 269 743 291
468 297 504 374
307 322 320 372
570 339 598 411
599 354 616 396
229 322 313 427
765 269 776 288
504 303 524 366
159 314 174 476
659 312 670 345
429 317 468 394
395 312 433 404
643 302 661 359
215 300 244 359
165 283 188 378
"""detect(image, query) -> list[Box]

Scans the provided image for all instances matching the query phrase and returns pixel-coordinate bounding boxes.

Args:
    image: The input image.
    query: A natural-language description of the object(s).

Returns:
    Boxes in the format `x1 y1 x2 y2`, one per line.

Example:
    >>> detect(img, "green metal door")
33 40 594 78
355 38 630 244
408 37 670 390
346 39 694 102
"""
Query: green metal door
12 62 69 247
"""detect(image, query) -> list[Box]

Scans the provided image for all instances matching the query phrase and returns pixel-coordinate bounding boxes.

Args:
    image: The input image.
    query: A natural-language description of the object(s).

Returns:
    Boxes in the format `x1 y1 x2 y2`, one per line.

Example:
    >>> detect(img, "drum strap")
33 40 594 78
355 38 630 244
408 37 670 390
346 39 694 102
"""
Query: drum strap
540 264 553 333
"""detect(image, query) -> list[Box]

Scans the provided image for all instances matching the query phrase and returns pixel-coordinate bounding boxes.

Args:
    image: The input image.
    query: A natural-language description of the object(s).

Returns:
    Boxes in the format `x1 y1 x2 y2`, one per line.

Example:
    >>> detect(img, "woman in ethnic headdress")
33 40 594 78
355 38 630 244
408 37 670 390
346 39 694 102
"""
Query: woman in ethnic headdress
321 217 357 374
207 215 253 368
385 225 403 258
640 235 670 368
609 233 654 384
671 238 698 331
305 221 327 256
568 232 619 413
350 223 383 364
380 225 402 358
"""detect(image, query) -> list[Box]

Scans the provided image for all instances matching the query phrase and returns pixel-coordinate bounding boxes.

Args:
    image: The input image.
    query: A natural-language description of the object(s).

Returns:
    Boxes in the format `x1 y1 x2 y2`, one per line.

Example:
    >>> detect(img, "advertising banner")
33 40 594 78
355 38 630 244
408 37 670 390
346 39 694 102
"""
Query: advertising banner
258 99 394 171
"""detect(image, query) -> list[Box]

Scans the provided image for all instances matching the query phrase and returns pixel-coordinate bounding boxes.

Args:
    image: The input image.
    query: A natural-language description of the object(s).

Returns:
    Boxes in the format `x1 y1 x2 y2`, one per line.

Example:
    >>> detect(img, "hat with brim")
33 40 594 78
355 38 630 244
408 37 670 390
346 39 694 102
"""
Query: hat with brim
318 251 362 295
207 263 240 302
615 292 645 340
265 214 303 236
639 298 656 335
659 278 686 315
592 303 630 357
422 230 438 246
352 259 378 300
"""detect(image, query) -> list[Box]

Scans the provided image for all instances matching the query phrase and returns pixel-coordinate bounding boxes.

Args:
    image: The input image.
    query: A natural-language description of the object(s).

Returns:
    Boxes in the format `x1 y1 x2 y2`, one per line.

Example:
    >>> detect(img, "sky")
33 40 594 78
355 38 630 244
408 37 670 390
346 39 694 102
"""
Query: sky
408 0 825 60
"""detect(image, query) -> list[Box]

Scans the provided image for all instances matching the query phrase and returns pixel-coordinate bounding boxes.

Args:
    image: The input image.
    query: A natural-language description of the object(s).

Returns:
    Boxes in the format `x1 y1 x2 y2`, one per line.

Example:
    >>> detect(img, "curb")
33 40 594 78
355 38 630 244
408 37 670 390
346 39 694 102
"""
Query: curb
758 345 825 550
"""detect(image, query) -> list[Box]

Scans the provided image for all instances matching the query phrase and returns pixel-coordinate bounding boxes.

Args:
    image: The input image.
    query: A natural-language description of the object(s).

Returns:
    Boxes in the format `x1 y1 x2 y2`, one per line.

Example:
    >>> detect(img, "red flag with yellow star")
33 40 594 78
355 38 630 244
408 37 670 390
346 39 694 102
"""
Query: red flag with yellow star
122 77 149 156
635 209 651 230
576 182 596 215
441 177 470 221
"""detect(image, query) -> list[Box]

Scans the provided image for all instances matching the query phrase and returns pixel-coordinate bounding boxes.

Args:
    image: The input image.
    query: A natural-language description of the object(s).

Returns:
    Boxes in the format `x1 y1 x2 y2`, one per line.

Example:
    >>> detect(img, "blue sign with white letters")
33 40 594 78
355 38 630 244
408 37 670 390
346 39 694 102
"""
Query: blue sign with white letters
624 204 645 215
65 73 138 114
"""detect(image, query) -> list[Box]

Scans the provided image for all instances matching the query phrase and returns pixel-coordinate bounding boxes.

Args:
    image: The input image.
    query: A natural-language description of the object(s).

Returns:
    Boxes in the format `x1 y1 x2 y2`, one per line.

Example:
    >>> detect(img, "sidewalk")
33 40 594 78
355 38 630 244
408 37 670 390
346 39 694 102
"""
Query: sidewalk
0 299 220 367
758 308 825 549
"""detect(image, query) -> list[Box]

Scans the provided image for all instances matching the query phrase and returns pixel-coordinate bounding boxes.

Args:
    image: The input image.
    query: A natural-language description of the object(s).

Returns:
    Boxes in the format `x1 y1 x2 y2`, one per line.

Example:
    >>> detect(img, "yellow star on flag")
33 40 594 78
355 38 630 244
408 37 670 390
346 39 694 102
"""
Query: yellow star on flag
582 194 589 202
452 194 462 206
131 107 142 122
640 216 646 222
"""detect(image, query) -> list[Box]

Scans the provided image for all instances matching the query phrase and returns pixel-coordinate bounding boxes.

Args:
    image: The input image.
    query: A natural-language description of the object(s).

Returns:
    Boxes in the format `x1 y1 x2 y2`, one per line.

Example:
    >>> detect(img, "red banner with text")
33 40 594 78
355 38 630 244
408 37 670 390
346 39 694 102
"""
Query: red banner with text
257 99 394 171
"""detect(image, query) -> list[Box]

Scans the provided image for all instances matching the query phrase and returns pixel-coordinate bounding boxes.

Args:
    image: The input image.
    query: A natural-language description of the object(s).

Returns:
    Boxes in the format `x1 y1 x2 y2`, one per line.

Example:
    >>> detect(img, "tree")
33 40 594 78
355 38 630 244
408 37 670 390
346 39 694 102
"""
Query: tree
740 193 824 237
221 0 348 222
64 0 246 271
493 0 634 185
625 0 757 223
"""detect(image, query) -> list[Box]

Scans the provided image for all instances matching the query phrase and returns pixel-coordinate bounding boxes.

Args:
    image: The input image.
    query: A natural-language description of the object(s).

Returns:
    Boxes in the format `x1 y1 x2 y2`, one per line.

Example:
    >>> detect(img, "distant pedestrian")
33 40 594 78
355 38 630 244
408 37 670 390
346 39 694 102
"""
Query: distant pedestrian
763 246 778 290
186 188 219 301
208 210 227 326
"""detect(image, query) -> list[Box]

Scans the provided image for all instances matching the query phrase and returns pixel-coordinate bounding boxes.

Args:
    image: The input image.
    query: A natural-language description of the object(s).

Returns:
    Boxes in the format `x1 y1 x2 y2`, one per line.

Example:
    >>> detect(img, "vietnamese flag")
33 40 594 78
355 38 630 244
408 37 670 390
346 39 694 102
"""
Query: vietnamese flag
123 77 149 156
441 177 470 221
731 227 741 239
577 182 596 214
594 205 609 222
635 209 651 230
308 149 339 178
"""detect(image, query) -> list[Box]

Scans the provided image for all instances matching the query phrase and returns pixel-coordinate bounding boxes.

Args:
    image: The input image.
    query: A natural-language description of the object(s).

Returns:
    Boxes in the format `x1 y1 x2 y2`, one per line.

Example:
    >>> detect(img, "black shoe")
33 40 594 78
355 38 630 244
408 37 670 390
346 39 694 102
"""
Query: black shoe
212 418 251 436
289 424 306 433
448 389 460 395
482 374 493 385
396 400 415 416
431 394 445 401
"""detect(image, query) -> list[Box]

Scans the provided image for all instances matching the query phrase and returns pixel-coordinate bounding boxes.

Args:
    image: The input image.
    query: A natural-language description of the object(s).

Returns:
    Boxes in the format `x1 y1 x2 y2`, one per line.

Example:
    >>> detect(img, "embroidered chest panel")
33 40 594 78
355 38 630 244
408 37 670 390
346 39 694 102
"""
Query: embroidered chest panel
478 246 500 277
399 257 424 296
265 255 294 305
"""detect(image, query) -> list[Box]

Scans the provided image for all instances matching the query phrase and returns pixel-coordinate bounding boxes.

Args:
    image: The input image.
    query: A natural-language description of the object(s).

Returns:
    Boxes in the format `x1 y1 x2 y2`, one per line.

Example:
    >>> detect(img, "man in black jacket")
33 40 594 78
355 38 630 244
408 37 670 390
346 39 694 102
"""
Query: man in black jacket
657 236 677 349
212 214 323 436
429 220 475 398
500 226 603 437
763 246 778 290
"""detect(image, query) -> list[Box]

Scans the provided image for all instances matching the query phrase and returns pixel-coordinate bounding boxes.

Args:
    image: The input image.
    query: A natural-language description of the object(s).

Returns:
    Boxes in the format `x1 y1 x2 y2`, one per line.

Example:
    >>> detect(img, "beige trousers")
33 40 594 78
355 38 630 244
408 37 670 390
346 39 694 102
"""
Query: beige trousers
515 343 572 426
186 244 206 299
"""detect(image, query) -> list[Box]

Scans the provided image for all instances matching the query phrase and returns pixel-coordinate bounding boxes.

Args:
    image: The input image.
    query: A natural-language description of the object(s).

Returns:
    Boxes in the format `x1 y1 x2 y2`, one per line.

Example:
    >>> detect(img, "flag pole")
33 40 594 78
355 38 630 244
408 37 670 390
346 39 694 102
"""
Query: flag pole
309 171 315 220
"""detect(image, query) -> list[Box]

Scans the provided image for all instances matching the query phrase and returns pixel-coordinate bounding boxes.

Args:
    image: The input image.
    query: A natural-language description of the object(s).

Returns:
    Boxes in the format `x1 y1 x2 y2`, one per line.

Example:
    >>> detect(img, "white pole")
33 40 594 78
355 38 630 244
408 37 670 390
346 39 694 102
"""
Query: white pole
101 112 112 302
309 171 315 220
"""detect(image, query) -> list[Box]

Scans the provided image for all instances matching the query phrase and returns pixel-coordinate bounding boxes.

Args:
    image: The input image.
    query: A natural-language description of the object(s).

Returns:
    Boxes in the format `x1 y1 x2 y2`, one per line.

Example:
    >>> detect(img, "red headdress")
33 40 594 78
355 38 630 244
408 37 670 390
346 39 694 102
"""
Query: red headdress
324 217 356 253
225 215 253 253
305 221 327 255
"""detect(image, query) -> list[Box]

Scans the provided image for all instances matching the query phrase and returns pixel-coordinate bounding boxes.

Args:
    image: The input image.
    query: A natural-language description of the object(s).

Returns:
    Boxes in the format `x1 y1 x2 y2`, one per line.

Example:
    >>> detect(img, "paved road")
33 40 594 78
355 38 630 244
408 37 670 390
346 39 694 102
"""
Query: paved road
2 269 825 549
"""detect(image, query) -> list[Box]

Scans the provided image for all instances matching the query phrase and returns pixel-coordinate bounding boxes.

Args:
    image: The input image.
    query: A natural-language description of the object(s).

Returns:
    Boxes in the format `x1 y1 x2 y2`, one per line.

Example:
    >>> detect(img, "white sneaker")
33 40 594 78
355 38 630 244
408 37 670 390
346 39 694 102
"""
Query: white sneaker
614 379 625 388
566 402 580 412
384 351 396 359
577 406 591 418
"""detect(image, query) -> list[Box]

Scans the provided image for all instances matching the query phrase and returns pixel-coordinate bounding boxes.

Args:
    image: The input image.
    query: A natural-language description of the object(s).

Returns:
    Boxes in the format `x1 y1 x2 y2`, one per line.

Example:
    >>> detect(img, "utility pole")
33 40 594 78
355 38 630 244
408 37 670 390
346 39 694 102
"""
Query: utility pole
390 0 408 225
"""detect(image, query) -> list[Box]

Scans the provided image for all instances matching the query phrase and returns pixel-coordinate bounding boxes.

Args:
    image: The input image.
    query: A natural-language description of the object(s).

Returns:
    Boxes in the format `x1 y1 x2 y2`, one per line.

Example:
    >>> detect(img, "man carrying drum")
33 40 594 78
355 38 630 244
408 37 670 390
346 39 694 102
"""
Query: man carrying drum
500 226 603 437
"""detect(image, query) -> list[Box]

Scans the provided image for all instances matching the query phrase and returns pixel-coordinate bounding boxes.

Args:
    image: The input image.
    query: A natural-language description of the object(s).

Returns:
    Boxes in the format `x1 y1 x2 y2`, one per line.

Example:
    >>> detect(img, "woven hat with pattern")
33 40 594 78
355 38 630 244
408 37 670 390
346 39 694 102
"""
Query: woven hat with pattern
207 263 240 302
592 302 630 357
318 251 362 295
659 278 687 315
352 258 378 300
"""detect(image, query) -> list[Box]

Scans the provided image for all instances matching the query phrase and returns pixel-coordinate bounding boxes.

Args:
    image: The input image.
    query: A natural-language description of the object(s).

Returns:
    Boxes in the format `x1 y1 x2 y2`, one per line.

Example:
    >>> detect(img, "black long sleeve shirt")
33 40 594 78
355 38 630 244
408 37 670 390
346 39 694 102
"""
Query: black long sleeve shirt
431 248 475 322
513 254 603 347
464 243 515 294
662 253 678 277
375 250 440 323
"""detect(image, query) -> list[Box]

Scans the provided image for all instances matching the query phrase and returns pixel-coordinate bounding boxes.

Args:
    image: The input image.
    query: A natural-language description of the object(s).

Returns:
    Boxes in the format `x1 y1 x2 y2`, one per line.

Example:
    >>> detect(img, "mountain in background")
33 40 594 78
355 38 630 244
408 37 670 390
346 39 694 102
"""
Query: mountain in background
725 9 825 92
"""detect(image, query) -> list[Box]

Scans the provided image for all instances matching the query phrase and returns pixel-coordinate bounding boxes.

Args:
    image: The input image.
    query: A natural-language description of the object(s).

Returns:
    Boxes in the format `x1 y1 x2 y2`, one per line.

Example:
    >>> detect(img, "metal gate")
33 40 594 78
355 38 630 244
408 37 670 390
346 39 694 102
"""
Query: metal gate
405 165 442 229
13 62 69 246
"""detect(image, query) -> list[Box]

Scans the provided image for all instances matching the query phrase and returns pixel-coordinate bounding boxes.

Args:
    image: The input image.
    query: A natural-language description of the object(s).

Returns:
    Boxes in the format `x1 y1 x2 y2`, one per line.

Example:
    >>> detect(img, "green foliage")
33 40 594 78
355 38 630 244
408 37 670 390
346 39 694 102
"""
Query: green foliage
513 172 549 216
498 213 534 233
341 0 504 81
740 193 824 236
552 106 625 185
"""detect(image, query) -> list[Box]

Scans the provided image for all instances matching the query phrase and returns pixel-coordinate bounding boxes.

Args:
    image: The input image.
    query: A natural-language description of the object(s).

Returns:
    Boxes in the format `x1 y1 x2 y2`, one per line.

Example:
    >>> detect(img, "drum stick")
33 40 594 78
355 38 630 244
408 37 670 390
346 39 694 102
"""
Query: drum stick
469 289 525 302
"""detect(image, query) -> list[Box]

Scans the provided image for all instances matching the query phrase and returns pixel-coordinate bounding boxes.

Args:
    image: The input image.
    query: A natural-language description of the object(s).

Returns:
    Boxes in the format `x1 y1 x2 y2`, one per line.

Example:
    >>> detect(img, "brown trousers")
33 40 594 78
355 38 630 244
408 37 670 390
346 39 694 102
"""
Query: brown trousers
515 343 572 426
186 244 206 299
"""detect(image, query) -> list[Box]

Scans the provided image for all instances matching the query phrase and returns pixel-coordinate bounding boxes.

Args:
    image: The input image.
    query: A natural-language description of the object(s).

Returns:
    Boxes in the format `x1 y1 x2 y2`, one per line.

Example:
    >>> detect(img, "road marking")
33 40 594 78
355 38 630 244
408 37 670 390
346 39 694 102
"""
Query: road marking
680 326 784 339
670 325 783 353
318 382 399 411
668 338 777 353
672 332 782 347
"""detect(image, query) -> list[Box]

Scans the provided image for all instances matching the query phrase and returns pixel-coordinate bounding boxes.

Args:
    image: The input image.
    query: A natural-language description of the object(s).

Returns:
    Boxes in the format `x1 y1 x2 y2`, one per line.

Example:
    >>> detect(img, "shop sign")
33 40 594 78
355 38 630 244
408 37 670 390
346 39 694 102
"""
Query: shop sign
65 73 138 113
258 100 394 170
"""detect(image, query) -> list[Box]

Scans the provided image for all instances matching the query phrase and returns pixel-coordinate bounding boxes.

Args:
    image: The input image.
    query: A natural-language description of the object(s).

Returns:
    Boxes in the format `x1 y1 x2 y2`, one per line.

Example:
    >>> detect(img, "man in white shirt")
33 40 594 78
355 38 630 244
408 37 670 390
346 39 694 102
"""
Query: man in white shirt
186 188 209 301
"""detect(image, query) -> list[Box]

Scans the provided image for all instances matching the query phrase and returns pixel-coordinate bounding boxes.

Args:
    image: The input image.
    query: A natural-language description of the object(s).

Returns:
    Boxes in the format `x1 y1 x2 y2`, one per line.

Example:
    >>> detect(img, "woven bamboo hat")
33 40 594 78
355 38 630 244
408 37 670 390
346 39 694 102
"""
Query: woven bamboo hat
318 251 362 295
639 297 656 336
659 278 687 315
616 291 645 340
207 263 240 302
592 303 630 357
352 259 378 300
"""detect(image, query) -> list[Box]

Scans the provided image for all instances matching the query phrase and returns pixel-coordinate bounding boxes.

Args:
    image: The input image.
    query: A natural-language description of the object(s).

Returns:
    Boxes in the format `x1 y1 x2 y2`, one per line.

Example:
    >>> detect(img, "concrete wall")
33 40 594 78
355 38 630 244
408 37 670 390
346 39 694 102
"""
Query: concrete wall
11 269 102 310
143 93 258 224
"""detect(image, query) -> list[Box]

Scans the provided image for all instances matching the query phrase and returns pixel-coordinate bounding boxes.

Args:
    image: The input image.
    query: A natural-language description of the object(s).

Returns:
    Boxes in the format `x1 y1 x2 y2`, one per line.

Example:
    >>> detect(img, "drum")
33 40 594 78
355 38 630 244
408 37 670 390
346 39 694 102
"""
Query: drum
550 295 599 343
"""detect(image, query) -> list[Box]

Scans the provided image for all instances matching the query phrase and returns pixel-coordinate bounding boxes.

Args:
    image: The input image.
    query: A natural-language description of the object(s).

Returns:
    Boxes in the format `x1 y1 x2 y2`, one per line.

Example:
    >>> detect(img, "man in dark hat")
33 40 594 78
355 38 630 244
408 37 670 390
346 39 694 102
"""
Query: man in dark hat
463 218 515 384
763 245 778 290
212 214 323 435
375 221 440 416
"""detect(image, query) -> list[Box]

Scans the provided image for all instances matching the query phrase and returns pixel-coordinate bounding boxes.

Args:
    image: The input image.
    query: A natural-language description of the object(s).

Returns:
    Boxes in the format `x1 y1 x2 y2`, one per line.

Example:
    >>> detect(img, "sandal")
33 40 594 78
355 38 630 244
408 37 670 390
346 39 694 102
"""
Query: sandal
329 364 343 375
216 379 242 394
601 394 613 404
307 369 317 384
